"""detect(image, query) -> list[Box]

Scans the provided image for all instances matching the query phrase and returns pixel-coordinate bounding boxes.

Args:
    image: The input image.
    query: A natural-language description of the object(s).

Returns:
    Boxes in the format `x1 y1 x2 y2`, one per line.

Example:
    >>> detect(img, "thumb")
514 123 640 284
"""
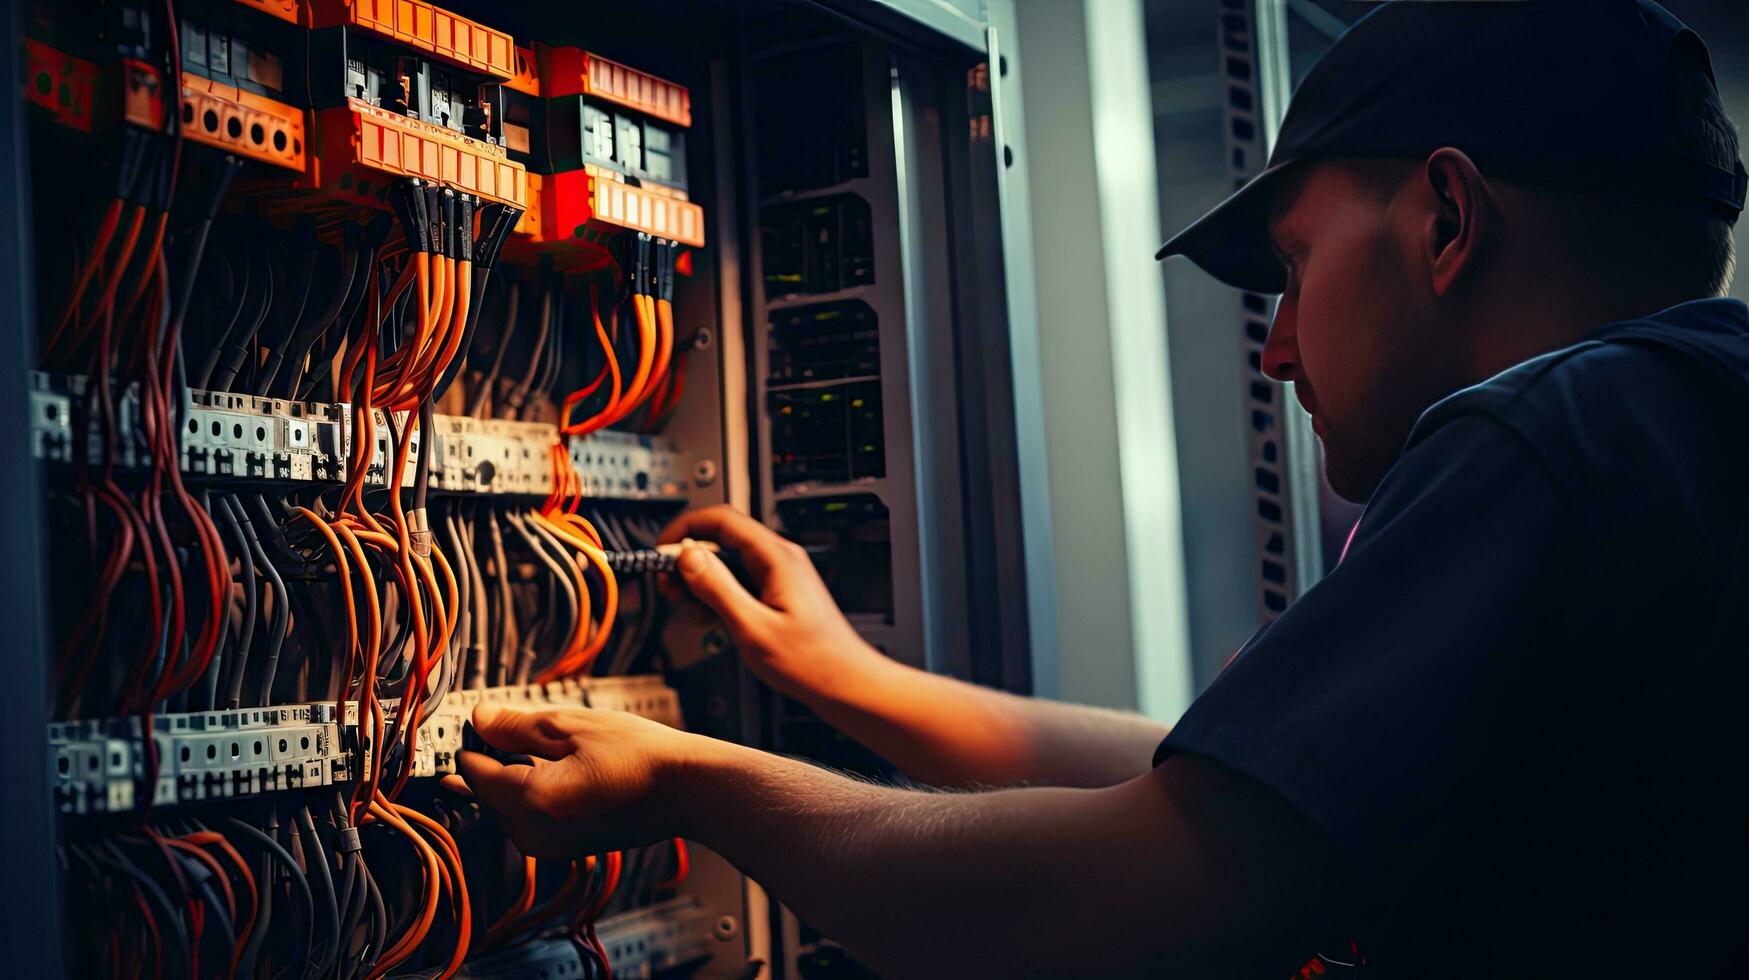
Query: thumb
470 704 572 760
457 750 541 815
676 539 770 636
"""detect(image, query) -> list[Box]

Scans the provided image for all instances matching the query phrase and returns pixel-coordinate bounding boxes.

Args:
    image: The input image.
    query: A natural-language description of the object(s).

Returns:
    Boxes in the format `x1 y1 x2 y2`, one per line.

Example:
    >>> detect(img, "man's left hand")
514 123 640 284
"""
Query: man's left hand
441 703 700 858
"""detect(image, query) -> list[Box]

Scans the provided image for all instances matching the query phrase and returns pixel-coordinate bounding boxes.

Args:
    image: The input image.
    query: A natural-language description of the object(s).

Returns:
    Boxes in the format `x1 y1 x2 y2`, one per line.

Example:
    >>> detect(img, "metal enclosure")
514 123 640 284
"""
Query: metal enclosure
9 0 1034 977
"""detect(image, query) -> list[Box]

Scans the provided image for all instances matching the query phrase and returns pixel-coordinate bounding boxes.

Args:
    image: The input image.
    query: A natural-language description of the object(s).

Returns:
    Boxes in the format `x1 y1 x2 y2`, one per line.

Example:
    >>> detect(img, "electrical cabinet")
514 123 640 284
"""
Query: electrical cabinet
5 0 1031 977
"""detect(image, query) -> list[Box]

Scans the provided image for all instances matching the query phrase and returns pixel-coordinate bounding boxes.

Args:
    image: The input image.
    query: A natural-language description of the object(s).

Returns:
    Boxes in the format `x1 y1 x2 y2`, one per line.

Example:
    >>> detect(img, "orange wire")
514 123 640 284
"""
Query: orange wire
485 855 538 947
43 197 125 362
184 829 257 976
561 283 624 435
366 796 441 978
657 838 691 891
606 291 657 426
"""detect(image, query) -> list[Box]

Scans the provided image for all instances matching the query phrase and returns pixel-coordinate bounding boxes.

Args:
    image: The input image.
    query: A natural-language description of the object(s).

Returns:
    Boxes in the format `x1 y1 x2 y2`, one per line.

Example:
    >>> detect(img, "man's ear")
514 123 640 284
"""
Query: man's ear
1420 147 1491 297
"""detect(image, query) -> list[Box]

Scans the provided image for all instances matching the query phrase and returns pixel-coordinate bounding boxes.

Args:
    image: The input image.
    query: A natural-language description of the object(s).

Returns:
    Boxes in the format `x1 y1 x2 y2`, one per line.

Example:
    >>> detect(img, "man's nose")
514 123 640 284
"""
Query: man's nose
1261 300 1299 383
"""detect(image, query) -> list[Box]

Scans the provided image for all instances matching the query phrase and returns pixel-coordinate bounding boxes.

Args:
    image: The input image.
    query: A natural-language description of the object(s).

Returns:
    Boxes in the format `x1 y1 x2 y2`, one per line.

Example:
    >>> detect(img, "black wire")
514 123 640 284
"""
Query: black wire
96 841 191 975
165 156 240 369
238 834 272 978
288 238 373 399
225 496 289 707
205 231 277 390
434 263 488 401
462 503 490 688
227 814 315 978
442 507 474 684
297 805 342 976
519 512 581 679
216 494 258 709
186 864 238 967
359 856 386 980
414 398 435 512
487 506 516 687
196 489 230 712
194 228 257 389
244 494 302 568
506 511 569 684
504 271 554 417
259 240 351 396
522 278 566 420
465 275 521 418
247 230 320 394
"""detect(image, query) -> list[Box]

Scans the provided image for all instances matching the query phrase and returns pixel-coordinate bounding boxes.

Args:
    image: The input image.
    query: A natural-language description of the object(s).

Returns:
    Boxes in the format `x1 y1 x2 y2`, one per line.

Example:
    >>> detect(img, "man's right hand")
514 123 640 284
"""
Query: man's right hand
658 505 884 702
658 504 1169 790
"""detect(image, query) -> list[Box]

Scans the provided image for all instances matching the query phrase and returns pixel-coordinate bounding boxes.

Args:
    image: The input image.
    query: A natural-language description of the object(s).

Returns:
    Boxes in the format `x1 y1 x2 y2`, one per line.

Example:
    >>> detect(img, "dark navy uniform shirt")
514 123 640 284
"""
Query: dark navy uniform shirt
1157 298 1749 977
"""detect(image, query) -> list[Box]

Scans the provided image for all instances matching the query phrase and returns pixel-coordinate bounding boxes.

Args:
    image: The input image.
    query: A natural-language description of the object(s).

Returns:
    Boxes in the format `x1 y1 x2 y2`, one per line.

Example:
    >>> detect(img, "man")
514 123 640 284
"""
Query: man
448 1 1749 975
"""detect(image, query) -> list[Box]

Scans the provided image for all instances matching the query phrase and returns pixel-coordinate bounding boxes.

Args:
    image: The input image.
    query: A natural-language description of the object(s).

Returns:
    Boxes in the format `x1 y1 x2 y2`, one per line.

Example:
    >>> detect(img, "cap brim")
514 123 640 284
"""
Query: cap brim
1155 163 1293 294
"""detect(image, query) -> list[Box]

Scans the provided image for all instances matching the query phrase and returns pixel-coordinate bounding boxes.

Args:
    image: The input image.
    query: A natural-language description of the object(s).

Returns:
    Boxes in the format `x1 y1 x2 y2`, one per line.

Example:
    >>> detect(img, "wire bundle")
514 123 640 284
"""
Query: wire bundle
560 235 684 437
38 12 702 964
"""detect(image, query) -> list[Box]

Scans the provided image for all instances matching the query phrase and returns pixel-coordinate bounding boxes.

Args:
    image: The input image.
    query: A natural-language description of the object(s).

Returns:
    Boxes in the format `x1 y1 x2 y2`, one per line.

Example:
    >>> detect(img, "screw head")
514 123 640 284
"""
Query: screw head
714 915 739 941
693 459 719 486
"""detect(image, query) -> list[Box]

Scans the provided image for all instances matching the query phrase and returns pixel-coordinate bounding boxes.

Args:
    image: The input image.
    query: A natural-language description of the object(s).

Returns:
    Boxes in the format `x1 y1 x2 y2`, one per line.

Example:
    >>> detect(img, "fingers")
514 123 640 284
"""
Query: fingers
455 750 541 816
657 505 787 579
675 540 774 637
469 703 574 760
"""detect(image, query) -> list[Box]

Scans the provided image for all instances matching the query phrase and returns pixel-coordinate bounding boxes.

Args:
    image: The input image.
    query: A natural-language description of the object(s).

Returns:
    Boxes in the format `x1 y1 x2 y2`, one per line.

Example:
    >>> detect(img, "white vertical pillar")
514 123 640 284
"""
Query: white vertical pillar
1084 0 1195 721
991 0 1193 719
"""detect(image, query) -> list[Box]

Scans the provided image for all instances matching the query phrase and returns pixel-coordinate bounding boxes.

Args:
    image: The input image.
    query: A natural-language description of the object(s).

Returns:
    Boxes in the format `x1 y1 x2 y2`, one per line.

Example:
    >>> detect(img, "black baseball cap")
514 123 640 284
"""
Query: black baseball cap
1156 0 1748 294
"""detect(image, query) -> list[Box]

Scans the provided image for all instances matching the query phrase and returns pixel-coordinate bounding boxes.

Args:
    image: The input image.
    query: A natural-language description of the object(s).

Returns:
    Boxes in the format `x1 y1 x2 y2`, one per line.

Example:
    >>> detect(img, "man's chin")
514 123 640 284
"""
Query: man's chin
1319 444 1387 504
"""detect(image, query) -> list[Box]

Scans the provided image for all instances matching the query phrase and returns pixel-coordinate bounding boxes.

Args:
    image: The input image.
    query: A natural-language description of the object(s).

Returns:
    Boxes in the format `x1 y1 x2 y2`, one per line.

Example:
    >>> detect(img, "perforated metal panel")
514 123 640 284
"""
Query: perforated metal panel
1218 0 1325 619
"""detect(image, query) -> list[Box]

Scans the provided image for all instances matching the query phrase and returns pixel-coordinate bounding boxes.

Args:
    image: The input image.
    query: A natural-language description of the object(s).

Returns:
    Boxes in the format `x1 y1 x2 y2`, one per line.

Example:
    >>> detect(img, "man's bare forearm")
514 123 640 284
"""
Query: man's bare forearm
670 738 1341 979
804 652 1169 788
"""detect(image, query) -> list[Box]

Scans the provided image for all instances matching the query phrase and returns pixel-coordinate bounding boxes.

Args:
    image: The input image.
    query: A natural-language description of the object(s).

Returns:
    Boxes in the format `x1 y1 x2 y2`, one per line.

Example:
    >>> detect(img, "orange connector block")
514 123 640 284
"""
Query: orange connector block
513 172 545 238
505 44 540 97
312 0 515 79
588 173 703 246
120 58 168 132
177 74 306 171
525 169 703 248
540 46 691 128
306 97 527 209
25 39 103 132
232 0 300 24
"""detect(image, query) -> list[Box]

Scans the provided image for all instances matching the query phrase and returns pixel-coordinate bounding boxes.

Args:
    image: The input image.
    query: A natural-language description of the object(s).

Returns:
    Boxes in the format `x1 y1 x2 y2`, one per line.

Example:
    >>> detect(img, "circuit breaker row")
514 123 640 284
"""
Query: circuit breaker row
30 372 688 499
51 675 680 814
459 901 721 980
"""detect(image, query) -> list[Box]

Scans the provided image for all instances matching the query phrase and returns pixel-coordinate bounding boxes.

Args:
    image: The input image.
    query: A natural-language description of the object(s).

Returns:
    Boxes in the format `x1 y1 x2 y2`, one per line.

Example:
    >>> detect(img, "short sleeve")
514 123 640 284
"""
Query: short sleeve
1156 414 1604 876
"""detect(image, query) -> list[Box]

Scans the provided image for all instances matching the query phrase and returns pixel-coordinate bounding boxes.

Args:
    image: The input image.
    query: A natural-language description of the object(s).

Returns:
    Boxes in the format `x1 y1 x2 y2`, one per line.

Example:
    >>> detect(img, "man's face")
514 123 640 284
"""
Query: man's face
1262 162 1457 502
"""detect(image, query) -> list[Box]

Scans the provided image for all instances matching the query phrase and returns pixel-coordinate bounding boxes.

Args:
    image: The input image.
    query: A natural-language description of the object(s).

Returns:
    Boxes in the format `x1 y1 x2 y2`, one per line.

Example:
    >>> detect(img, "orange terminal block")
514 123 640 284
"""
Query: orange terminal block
505 44 540 97
538 45 691 127
514 172 545 238
504 167 702 273
297 97 528 211
176 74 306 171
119 58 168 133
311 0 515 79
24 39 104 132
230 0 300 25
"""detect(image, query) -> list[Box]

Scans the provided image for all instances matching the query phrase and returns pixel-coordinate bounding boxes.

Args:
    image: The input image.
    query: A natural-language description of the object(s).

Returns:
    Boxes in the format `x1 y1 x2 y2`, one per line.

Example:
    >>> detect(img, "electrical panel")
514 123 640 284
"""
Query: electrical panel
22 0 742 975
13 1 1024 977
